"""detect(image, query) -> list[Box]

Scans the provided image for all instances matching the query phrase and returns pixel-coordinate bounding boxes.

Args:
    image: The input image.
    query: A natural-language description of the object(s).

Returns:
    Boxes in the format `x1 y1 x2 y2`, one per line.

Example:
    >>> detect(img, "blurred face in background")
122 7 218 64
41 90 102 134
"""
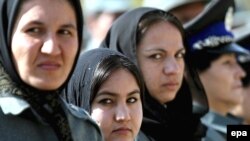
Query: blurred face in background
91 69 142 141
199 54 245 115
11 0 78 90
88 12 123 43
137 21 185 105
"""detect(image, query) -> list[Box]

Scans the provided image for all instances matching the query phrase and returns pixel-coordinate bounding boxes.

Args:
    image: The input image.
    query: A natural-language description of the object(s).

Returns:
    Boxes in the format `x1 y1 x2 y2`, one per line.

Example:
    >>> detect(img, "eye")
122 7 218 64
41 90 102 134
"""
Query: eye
58 29 71 36
223 60 231 65
98 98 113 105
149 54 163 60
223 60 236 67
176 49 186 59
26 27 41 34
127 97 137 103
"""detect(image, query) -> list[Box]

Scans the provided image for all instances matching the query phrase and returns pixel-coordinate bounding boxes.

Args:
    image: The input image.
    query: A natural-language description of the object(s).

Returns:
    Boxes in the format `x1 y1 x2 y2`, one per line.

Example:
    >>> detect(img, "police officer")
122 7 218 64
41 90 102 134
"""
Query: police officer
185 0 250 140
233 30 250 125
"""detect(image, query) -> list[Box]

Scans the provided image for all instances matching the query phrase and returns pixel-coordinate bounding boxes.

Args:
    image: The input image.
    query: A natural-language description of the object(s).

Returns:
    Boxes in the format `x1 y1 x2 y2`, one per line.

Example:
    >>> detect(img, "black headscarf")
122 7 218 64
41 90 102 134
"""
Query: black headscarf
63 48 120 111
101 7 208 140
0 0 83 91
0 0 83 140
63 48 143 113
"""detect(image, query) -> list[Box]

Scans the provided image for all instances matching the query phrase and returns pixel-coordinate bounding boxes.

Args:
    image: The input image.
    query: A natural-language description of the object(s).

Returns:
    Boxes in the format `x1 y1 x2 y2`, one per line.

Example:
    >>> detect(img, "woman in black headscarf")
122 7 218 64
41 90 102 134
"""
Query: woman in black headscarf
0 0 102 140
101 7 208 141
63 48 150 141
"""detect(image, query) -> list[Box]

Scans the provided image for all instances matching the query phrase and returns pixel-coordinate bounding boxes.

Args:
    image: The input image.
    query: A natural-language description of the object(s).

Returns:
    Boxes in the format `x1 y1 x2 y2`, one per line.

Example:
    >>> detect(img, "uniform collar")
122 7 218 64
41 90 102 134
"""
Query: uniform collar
202 111 242 133
0 96 30 115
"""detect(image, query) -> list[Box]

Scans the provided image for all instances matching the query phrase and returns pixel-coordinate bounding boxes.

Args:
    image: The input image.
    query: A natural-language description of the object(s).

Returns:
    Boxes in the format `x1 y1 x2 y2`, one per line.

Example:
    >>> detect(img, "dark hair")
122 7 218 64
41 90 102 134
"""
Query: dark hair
191 51 222 72
90 55 144 107
241 62 250 87
136 10 185 45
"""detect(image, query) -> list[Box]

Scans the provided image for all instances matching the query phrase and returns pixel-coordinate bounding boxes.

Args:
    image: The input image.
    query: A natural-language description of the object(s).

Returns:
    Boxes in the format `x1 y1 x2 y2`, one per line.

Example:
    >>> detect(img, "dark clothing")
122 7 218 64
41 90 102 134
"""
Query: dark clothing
101 7 208 141
141 86 194 141
0 97 102 141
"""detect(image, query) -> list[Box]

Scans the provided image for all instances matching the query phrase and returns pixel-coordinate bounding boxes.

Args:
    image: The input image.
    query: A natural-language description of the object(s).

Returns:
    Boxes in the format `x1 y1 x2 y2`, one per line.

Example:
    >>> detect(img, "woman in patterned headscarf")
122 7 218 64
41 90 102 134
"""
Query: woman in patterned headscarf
0 0 102 140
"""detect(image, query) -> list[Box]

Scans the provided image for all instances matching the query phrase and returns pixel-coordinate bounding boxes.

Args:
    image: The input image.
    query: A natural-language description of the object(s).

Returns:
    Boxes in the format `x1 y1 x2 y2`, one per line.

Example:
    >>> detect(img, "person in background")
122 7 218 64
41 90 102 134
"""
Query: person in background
185 0 250 140
63 48 152 141
229 10 250 122
101 7 208 141
83 0 131 51
142 0 209 24
231 31 250 125
0 0 102 140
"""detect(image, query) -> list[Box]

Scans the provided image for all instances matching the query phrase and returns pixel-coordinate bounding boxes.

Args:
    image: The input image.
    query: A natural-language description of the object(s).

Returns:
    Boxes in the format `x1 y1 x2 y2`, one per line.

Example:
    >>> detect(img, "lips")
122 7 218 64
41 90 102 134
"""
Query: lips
112 127 132 135
38 61 61 70
162 82 179 91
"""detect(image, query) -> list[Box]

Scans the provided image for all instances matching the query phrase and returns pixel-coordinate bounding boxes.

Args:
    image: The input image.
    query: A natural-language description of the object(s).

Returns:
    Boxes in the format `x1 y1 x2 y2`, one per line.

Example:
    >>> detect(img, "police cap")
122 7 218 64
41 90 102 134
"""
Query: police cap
185 0 249 56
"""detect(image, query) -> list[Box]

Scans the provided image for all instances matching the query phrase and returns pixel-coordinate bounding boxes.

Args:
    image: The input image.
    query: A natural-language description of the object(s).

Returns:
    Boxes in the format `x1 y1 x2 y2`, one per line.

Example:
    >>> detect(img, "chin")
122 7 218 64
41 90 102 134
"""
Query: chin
30 81 62 91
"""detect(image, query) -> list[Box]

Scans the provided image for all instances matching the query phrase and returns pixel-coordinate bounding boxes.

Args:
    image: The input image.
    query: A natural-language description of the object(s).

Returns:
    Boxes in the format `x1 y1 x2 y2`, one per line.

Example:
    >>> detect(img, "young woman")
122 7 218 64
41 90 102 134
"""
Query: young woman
63 48 149 141
101 7 207 140
0 0 102 140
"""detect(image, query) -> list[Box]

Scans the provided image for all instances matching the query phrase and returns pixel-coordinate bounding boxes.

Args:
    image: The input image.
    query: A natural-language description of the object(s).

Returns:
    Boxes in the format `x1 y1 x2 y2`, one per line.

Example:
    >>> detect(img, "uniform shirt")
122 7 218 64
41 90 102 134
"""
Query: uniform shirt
0 96 103 141
201 111 242 141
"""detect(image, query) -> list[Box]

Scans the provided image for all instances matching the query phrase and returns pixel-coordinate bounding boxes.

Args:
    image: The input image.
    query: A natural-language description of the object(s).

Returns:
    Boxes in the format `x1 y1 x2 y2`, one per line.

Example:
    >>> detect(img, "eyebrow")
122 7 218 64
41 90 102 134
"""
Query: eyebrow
144 47 185 53
61 23 77 30
26 21 77 30
27 21 43 26
96 89 141 97
144 48 165 52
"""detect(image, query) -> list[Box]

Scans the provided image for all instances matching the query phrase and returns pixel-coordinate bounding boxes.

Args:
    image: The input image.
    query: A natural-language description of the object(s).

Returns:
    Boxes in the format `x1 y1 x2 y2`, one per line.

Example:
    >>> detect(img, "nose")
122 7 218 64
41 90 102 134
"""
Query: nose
163 57 181 75
41 34 61 55
114 103 131 122
236 63 246 79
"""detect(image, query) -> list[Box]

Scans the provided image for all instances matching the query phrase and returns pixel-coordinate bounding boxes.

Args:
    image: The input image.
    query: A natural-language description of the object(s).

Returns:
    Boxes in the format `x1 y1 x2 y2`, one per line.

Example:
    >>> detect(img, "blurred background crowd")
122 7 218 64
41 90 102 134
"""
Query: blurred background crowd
80 0 250 51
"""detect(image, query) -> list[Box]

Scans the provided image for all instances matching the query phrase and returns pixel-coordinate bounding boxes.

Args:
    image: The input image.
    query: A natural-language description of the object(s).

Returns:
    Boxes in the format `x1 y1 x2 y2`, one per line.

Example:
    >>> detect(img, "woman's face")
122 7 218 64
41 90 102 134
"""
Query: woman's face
11 0 78 90
199 54 245 110
137 21 185 104
91 69 142 141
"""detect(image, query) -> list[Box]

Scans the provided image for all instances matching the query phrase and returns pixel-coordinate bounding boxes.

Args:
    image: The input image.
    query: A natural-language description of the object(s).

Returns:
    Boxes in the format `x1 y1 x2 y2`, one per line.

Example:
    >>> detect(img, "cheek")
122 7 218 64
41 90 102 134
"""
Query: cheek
11 36 39 70
130 103 143 136
91 108 104 125
179 61 185 78
91 107 112 138
62 40 78 65
140 62 160 82
133 103 143 122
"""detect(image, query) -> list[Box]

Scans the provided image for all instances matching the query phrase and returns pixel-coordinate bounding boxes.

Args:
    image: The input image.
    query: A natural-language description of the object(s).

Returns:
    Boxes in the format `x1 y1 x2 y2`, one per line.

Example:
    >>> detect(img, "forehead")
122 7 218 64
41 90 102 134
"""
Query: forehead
146 21 179 34
20 0 72 10
139 21 184 49
13 0 76 27
97 69 139 95
17 0 74 18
